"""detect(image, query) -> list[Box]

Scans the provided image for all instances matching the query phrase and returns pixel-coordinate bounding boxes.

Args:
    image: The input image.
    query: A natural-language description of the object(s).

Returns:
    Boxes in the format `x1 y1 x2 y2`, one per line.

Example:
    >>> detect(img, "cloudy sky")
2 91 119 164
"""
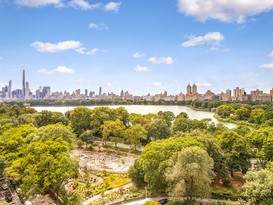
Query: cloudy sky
0 0 273 95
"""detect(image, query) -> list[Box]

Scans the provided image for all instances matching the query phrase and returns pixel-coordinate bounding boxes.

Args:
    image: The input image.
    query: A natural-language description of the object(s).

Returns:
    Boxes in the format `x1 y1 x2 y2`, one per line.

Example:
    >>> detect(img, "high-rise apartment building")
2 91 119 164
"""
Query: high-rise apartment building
8 80 12 99
187 84 191 95
192 83 197 95
25 82 30 99
22 69 26 99
42 86 51 98
99 87 102 97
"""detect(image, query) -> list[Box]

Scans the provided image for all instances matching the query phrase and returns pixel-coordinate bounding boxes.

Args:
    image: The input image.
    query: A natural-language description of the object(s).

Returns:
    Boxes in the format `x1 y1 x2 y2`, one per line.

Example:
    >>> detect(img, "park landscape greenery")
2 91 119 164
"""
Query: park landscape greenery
0 100 273 204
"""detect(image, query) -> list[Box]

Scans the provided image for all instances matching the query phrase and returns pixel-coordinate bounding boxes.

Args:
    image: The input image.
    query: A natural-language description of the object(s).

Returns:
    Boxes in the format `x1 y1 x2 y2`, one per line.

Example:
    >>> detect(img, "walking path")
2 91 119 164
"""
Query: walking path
82 183 133 205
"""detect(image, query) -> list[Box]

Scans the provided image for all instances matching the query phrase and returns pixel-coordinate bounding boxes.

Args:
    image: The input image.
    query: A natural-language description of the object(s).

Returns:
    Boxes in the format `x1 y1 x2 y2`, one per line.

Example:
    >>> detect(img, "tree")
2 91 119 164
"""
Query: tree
219 130 251 176
5 138 79 199
173 118 207 133
144 201 159 205
101 119 125 146
215 105 234 118
246 127 273 168
30 123 75 146
125 124 147 151
260 111 273 124
18 113 37 126
115 107 130 127
165 147 214 205
249 108 265 124
89 107 117 135
243 170 273 204
129 113 150 126
128 136 203 193
158 111 175 127
176 112 189 119
145 119 171 141
235 107 250 121
0 124 37 162
79 130 94 147
35 110 68 127
70 106 92 136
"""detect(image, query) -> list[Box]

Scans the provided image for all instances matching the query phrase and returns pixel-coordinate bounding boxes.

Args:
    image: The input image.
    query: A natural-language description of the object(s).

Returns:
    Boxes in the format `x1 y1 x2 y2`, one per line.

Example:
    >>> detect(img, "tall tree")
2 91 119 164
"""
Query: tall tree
124 124 147 151
215 105 234 118
70 106 92 136
101 119 125 146
5 138 79 199
35 110 68 127
246 127 273 168
243 170 273 205
128 136 203 193
219 130 251 176
145 119 171 141
158 111 175 127
165 147 214 205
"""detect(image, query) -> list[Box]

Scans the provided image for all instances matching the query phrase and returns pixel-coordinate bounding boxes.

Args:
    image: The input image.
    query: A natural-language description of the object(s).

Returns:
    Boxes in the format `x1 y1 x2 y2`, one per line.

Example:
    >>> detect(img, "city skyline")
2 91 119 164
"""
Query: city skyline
1 1 273 95
1 69 273 102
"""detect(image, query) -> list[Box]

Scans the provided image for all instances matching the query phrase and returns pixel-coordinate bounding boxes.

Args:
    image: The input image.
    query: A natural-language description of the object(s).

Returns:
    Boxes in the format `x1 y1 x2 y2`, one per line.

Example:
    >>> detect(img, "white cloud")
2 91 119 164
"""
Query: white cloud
104 1 121 11
148 56 174 65
260 62 273 69
196 81 211 87
270 51 273 57
69 0 101 10
177 0 273 23
132 52 146 58
134 65 150 72
31 40 81 52
75 47 99 55
15 0 61 7
153 82 163 87
181 32 224 47
89 23 109 30
38 66 75 74
107 82 112 87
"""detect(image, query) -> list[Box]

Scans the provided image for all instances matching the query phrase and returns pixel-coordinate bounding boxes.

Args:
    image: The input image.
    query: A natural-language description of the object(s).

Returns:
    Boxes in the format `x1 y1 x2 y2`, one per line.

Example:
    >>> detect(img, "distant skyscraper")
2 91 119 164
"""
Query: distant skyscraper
187 84 191 95
25 82 30 99
8 80 12 99
192 83 197 95
42 86 51 98
22 69 26 99
99 87 102 97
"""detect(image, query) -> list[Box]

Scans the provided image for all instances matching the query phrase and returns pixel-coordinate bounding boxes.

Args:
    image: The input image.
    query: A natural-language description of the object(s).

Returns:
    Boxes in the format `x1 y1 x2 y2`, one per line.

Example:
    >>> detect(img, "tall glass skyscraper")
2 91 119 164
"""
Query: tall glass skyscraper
22 69 26 99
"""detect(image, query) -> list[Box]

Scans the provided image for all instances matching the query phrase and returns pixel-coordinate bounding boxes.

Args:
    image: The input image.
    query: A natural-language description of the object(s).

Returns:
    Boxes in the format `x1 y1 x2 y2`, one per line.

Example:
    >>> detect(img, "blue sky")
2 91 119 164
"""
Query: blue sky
1 0 273 96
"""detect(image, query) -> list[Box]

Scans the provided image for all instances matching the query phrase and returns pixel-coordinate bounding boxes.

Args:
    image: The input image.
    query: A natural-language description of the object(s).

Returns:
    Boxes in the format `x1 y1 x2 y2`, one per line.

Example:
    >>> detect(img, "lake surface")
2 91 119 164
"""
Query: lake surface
33 105 237 129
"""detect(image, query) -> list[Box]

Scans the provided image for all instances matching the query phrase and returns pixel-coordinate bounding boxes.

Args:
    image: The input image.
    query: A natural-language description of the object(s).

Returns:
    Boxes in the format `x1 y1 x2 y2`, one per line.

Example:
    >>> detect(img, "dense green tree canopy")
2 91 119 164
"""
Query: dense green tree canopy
129 136 203 193
215 105 234 118
246 127 273 168
5 138 78 198
69 106 92 135
35 110 68 127
166 147 214 205
101 119 126 146
219 130 251 175
125 124 147 151
145 119 171 141
243 170 273 205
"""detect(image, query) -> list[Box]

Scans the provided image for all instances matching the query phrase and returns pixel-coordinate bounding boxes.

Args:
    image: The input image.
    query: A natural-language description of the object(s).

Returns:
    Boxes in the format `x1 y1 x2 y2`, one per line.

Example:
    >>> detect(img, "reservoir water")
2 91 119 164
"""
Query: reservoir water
33 105 237 129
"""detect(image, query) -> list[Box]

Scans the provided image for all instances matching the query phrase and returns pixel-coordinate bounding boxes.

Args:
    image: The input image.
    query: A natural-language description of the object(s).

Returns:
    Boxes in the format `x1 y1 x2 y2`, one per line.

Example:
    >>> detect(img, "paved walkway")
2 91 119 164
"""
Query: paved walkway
82 183 133 205
94 141 144 151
